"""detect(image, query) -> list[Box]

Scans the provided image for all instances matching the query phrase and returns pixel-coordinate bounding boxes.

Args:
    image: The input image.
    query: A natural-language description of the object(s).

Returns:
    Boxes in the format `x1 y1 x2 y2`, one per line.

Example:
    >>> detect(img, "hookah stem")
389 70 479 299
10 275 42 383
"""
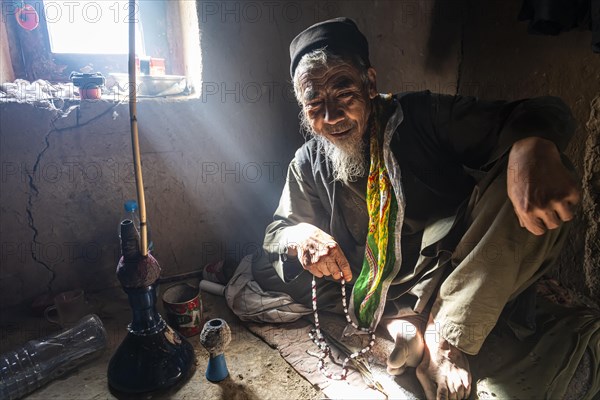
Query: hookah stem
128 0 148 257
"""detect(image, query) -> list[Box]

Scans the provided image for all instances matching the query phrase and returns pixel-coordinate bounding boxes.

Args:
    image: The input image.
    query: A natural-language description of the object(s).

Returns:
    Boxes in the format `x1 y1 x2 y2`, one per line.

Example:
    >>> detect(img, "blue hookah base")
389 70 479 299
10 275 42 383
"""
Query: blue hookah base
206 353 229 382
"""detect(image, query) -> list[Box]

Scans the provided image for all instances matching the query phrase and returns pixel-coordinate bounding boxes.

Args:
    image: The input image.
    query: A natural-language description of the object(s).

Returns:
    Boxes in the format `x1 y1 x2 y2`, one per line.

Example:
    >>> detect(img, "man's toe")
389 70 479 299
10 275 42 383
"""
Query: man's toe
459 369 471 398
448 367 470 399
386 365 406 376
416 352 437 399
436 384 449 400
387 339 408 368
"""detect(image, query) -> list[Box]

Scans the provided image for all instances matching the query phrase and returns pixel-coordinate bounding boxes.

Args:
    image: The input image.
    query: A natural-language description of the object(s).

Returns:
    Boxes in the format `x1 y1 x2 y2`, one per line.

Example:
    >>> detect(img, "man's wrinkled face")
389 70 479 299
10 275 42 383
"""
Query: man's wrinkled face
296 61 377 183
297 63 377 147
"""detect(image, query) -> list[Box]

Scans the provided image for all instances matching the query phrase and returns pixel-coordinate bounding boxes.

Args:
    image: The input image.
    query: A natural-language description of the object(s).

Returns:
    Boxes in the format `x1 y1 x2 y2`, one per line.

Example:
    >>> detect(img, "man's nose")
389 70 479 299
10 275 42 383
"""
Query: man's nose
323 101 344 125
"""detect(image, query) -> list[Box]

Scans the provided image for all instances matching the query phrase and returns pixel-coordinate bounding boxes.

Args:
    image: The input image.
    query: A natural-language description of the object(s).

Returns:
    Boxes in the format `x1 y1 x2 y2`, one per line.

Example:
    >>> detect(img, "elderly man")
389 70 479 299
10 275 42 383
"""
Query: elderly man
249 17 580 399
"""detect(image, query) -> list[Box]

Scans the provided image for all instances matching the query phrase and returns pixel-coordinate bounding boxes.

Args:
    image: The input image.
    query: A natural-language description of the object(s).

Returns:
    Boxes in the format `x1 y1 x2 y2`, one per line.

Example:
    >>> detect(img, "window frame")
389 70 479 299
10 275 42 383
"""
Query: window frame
5 0 185 83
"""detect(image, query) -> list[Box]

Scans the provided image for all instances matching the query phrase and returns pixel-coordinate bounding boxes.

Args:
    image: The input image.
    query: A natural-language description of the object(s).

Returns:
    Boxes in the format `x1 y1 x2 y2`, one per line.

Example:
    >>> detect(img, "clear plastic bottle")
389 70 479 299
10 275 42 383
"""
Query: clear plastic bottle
0 314 107 400
119 199 153 253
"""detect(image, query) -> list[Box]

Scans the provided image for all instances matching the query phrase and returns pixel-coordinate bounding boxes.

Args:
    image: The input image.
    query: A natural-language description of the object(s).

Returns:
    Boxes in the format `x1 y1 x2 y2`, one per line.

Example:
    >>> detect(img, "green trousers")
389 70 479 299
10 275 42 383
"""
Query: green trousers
431 160 570 355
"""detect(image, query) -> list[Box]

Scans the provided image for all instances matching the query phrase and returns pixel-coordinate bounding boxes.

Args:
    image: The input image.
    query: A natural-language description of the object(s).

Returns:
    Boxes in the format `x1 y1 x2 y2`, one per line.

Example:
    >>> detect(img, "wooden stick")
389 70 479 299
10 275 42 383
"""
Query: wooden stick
128 0 148 257
156 270 204 285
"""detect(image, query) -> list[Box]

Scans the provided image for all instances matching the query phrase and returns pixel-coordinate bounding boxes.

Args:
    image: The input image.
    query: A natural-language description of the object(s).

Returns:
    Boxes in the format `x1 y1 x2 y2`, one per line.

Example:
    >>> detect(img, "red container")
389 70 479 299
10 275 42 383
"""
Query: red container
150 58 166 76
70 72 105 100
79 87 101 100
162 283 203 337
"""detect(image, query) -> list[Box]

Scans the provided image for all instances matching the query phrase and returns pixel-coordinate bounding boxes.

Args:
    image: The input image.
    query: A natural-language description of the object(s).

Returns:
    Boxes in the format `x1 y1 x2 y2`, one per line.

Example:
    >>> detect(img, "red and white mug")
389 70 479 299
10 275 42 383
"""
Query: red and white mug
162 283 203 337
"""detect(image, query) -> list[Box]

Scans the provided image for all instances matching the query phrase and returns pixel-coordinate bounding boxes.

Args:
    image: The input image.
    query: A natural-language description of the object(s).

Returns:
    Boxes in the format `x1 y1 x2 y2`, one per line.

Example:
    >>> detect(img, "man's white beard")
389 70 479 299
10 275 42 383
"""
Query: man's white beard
314 132 367 185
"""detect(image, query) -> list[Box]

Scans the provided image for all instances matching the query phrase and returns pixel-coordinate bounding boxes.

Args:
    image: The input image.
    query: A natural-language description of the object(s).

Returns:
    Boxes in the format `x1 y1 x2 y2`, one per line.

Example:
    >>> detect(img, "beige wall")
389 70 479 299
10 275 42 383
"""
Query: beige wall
0 1 598 307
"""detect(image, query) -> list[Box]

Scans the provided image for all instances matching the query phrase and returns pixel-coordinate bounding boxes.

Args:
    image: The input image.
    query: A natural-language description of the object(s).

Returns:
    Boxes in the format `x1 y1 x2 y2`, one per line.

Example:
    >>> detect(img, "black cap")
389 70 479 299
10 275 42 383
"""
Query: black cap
289 17 370 78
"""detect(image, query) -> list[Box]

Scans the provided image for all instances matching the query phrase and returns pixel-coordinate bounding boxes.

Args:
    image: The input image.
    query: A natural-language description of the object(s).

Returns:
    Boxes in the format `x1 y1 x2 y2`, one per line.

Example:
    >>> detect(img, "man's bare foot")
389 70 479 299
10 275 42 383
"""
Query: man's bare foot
416 317 471 399
385 314 426 375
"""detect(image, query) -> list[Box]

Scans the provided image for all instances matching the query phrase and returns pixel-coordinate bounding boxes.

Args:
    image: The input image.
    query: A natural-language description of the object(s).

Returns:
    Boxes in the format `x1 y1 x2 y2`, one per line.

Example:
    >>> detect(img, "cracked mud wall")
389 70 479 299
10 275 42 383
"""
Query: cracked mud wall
0 105 57 302
0 98 299 306
584 96 600 298
1 102 134 303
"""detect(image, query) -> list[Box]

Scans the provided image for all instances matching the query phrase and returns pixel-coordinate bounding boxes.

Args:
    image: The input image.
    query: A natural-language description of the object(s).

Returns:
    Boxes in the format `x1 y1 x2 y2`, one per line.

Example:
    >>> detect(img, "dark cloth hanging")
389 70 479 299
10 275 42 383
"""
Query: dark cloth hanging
594 0 600 52
518 0 600 53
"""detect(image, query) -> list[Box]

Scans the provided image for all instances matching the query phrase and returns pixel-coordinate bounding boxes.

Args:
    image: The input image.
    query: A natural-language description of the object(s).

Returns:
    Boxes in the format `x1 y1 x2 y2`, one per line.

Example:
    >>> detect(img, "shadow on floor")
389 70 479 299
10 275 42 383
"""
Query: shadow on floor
214 375 261 400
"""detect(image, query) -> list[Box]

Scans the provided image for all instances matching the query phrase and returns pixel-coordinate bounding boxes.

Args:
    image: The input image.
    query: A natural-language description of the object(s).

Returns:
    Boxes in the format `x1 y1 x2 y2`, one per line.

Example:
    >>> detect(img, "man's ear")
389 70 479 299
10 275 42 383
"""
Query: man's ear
367 67 378 99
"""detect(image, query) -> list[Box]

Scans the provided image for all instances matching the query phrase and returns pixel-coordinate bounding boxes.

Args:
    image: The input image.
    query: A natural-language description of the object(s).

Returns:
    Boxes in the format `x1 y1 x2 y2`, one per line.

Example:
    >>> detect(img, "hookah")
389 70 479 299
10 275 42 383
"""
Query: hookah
107 221 195 393
106 1 194 393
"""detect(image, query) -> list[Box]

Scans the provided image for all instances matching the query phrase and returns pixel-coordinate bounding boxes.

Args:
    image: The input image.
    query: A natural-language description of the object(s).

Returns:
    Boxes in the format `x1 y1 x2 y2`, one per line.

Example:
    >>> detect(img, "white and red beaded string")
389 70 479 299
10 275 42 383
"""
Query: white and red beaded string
308 272 376 380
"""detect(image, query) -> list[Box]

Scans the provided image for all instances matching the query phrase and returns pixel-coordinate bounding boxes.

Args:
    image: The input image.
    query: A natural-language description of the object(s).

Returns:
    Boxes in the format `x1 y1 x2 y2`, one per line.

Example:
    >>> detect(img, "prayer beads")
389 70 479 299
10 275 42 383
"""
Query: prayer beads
308 272 376 380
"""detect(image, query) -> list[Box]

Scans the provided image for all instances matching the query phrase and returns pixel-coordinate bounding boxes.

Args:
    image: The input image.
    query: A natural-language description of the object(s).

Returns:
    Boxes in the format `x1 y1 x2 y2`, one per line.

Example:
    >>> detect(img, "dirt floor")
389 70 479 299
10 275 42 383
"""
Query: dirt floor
0 284 323 400
2 278 598 399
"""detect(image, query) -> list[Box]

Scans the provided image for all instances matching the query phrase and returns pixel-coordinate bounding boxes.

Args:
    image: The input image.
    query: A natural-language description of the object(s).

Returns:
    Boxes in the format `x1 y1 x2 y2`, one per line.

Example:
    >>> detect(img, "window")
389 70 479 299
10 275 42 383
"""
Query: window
45 1 144 55
3 0 200 92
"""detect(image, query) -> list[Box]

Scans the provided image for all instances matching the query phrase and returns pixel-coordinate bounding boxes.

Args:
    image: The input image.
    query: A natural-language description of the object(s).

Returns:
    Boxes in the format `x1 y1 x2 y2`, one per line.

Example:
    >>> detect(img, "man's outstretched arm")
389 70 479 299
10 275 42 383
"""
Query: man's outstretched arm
263 150 352 283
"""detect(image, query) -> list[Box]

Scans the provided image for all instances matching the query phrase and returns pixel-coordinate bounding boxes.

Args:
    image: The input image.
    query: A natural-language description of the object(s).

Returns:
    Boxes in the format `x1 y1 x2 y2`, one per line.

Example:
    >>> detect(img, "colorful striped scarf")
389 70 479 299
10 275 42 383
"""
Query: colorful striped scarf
352 98 399 328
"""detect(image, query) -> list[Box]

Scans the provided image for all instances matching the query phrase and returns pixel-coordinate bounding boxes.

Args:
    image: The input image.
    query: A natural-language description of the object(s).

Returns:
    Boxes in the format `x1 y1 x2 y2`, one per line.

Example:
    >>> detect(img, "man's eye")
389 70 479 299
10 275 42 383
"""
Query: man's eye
306 101 322 109
337 92 355 101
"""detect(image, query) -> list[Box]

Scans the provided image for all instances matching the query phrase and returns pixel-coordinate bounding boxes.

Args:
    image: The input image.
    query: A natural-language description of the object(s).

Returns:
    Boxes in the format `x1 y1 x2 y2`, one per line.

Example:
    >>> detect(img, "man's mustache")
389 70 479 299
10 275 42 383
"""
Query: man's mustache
321 120 357 135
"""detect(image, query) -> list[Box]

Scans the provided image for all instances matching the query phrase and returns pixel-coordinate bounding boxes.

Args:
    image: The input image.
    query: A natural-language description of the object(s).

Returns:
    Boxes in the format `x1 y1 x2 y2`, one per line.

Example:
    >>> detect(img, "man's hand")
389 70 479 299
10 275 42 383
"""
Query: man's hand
285 223 353 281
507 137 580 235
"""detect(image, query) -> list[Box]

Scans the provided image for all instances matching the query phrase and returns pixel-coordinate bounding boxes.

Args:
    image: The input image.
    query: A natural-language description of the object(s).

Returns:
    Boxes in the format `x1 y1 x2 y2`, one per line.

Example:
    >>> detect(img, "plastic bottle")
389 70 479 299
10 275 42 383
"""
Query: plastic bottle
0 314 107 400
119 199 153 253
